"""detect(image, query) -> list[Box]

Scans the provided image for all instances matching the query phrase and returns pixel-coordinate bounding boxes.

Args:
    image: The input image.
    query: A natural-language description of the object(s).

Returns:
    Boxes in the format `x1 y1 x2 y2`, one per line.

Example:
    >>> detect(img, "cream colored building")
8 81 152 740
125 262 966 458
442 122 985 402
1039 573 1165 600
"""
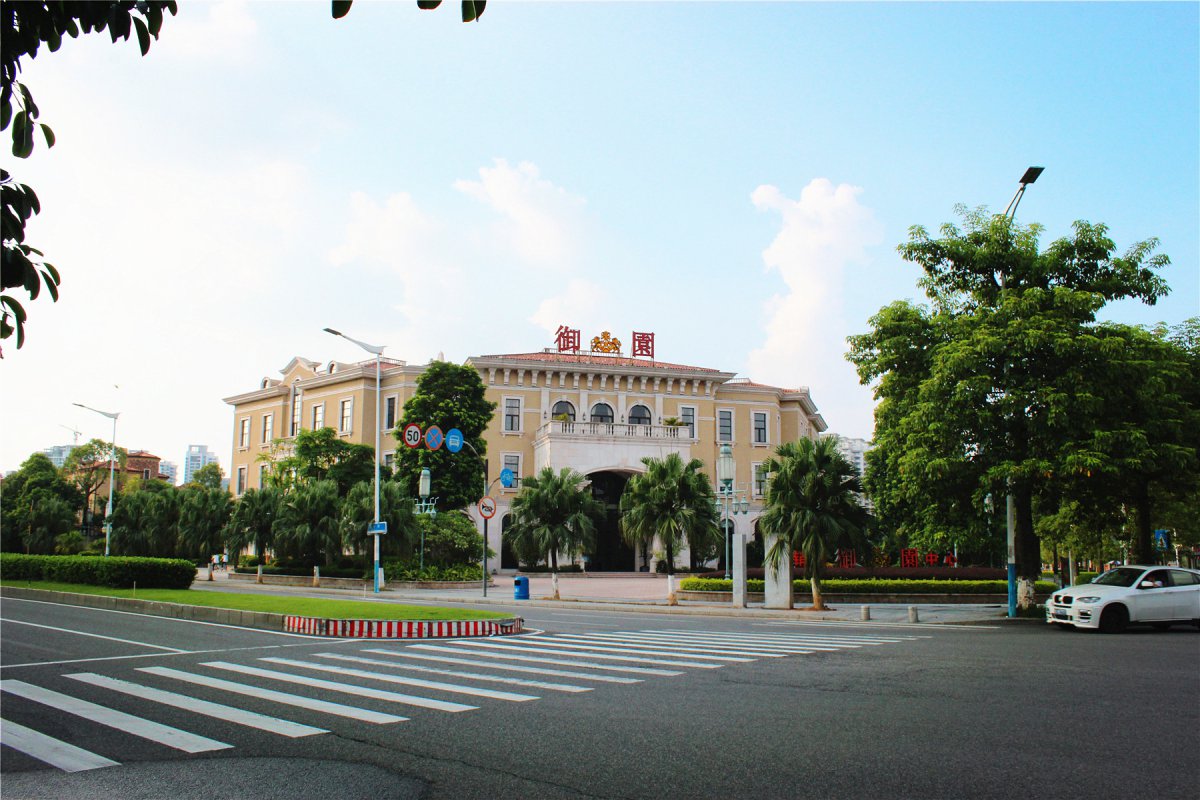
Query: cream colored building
223 340 826 572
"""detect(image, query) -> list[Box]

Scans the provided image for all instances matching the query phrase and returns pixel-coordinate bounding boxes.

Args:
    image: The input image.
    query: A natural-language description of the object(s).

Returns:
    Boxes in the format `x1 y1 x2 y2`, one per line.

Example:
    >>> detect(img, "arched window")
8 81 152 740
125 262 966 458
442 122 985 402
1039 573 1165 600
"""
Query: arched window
628 404 651 426
552 401 576 421
590 403 614 423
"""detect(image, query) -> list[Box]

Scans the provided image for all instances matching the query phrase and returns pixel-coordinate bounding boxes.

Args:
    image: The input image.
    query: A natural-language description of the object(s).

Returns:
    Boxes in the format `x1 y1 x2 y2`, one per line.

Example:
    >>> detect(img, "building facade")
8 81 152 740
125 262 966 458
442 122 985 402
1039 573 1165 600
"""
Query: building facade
42 444 76 469
159 460 179 486
182 445 220 485
223 333 827 572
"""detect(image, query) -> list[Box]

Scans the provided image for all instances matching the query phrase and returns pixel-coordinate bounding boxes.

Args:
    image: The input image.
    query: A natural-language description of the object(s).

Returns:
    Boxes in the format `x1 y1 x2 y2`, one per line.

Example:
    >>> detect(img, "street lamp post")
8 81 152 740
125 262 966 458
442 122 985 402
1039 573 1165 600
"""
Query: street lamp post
73 403 119 556
460 439 499 598
415 467 439 571
323 327 385 593
714 443 749 581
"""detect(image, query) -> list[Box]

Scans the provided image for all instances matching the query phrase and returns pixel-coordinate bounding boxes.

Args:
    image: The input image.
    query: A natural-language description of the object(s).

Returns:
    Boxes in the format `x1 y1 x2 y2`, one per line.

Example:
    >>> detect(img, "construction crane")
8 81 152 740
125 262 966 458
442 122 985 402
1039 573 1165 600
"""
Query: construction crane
60 424 83 445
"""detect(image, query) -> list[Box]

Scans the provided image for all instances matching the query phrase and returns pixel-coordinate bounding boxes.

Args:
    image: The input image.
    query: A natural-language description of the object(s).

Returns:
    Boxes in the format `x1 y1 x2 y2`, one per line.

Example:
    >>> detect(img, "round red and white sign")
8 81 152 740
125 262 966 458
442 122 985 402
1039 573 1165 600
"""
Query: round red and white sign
477 497 497 519
402 423 422 449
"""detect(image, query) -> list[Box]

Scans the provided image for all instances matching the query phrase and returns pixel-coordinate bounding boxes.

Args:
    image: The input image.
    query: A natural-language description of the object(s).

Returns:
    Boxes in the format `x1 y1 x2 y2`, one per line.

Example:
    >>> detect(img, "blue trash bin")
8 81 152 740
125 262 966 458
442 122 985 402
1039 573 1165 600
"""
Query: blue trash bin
513 576 529 600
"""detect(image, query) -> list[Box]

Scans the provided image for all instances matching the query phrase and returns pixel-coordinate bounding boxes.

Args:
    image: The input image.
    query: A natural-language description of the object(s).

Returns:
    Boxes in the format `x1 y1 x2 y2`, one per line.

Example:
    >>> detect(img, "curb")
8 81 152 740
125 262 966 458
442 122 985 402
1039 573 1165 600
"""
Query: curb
283 616 524 638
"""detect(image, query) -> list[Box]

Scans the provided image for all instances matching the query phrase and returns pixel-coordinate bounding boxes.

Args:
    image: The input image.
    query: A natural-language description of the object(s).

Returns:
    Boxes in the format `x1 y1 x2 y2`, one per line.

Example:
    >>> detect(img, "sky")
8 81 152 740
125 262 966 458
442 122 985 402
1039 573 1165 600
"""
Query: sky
3 1 1197 478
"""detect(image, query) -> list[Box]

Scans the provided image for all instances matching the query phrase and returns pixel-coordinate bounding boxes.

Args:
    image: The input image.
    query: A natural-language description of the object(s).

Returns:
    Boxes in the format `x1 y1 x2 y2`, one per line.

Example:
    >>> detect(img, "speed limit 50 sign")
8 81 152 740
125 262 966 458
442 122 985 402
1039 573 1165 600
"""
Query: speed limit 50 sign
477 496 497 519
402 423 422 448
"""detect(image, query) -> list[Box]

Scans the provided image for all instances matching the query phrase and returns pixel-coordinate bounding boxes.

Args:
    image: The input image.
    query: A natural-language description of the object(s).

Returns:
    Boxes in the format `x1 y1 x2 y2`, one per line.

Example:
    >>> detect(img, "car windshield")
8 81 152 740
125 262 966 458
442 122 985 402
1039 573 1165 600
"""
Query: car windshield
1092 568 1144 587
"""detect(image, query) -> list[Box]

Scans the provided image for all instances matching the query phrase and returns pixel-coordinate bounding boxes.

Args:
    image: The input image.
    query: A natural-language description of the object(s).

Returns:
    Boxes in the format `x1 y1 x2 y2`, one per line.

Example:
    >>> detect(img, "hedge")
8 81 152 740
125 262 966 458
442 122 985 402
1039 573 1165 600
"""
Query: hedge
679 577 1057 594
0 554 196 589
234 565 365 579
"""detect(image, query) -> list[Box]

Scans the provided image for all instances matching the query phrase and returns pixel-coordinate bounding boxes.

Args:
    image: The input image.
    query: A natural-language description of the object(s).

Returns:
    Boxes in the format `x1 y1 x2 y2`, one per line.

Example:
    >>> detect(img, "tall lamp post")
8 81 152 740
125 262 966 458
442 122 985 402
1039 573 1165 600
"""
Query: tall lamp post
460 440 499 598
415 467 439 571
73 403 119 556
323 327 385 593
1000 166 1043 619
713 443 749 580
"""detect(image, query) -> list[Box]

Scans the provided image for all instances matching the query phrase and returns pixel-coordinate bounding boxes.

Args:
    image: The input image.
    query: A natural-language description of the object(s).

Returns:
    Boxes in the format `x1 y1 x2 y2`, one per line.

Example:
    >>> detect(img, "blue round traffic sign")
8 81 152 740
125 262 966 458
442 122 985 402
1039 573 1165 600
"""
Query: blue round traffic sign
445 428 464 454
499 468 515 488
424 425 444 451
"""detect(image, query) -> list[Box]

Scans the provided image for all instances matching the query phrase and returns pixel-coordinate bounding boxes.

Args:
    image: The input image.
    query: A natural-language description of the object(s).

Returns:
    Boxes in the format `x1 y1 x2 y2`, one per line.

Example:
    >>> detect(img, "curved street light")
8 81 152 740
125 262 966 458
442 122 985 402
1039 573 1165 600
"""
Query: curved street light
73 403 120 556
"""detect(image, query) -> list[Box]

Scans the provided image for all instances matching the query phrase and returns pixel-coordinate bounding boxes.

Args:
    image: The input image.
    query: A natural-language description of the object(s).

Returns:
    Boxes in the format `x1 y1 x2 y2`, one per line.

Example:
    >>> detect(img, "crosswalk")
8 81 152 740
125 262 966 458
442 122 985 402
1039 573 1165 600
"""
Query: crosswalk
1 627 921 773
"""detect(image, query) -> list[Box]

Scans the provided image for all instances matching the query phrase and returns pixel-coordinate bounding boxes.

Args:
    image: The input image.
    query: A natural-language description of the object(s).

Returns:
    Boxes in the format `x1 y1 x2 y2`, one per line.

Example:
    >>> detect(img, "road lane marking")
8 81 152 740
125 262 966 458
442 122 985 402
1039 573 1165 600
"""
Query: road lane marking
406 644 681 676
364 648 643 684
0 618 188 653
318 653 593 693
203 662 477 713
0 719 120 772
139 666 406 723
453 638 733 667
65 673 327 738
0 680 230 753
259 657 540 702
549 633 800 657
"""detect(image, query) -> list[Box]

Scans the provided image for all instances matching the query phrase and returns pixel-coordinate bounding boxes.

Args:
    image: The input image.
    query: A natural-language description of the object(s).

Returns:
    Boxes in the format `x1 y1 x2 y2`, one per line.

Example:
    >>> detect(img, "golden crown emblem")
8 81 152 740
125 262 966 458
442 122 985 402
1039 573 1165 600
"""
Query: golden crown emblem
591 331 622 353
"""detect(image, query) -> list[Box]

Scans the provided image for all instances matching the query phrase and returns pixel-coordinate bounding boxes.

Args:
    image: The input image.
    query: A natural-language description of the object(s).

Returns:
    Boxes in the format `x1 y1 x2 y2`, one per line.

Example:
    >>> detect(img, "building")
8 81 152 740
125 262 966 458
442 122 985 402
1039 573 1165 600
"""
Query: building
42 444 76 469
80 450 172 521
182 445 220 485
159 460 178 486
223 329 827 572
824 435 871 479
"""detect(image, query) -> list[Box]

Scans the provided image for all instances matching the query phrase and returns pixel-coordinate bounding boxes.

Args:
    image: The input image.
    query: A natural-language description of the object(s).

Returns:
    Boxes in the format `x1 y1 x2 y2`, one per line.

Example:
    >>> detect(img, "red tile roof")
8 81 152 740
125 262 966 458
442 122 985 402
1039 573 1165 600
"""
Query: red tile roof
473 351 724 373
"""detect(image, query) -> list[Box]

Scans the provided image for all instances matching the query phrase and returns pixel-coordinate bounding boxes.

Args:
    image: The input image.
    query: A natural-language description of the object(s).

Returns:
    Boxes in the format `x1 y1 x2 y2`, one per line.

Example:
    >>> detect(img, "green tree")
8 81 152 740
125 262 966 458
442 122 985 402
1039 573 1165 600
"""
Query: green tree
190 462 223 490
849 207 1171 609
760 437 871 611
226 487 280 562
110 480 178 557
271 427 378 497
63 438 127 537
339 480 417 563
394 360 495 511
505 467 603 590
619 453 719 576
2 2 176 348
1 452 80 552
416 511 486 567
274 479 341 565
178 485 232 560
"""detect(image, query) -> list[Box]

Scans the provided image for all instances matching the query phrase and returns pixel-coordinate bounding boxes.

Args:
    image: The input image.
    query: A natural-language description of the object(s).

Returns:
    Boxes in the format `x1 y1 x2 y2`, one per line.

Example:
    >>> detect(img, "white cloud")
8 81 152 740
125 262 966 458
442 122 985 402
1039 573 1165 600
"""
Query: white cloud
454 159 586 267
745 178 882 438
528 279 611 336
156 1 259 63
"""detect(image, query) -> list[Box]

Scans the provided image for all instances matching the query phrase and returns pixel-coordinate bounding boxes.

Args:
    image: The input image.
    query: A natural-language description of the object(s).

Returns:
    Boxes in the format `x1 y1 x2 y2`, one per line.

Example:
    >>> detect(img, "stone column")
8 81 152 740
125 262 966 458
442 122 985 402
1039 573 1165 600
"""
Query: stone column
763 532 793 609
732 532 749 608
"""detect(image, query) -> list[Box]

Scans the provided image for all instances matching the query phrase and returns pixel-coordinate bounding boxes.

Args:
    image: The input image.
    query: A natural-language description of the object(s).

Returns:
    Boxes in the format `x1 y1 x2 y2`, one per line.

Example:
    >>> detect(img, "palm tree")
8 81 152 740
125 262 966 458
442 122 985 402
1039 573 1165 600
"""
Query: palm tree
227 487 280 563
760 437 870 610
275 479 341 565
178 485 233 561
339 480 417 565
620 454 719 601
505 467 603 598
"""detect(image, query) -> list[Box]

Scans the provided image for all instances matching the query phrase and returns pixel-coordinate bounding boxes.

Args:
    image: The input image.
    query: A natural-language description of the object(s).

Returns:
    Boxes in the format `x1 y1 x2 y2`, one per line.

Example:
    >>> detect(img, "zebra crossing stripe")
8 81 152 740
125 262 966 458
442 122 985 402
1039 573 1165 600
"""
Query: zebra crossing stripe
451 638 732 667
282 616 523 638
316 653 593 693
258 657 540 702
0 719 120 772
0 680 230 754
203 662 477 712
363 648 643 684
577 631 822 653
548 633 801 657
138 666 406 724
633 631 865 651
407 644 682 676
65 673 327 738
652 629 914 644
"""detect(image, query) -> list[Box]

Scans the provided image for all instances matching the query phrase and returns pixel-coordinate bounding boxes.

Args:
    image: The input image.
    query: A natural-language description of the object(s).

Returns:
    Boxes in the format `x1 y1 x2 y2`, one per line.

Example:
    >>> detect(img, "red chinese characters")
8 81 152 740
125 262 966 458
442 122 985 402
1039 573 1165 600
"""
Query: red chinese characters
838 549 856 568
792 551 805 569
900 548 920 568
555 325 580 353
925 552 940 567
631 331 655 358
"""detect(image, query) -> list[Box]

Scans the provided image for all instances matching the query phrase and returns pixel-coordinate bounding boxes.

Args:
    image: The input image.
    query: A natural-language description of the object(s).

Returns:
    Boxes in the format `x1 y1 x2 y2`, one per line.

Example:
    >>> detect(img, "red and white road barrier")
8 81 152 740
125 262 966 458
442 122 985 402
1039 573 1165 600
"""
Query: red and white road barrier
283 616 524 638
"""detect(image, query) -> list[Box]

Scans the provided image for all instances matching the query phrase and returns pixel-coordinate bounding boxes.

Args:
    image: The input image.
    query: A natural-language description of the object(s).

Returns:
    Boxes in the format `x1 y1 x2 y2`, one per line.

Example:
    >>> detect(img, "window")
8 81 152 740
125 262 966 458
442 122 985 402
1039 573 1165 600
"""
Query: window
312 403 324 430
753 462 768 498
504 397 522 432
718 410 733 442
142 468 151 479
238 418 250 448
628 404 651 426
236 466 247 495
290 386 302 436
552 400 576 421
383 452 395 471
262 413 273 444
590 403 614 423
385 396 397 430
753 412 768 445
259 464 269 488
680 406 695 438
502 453 521 489
339 399 353 433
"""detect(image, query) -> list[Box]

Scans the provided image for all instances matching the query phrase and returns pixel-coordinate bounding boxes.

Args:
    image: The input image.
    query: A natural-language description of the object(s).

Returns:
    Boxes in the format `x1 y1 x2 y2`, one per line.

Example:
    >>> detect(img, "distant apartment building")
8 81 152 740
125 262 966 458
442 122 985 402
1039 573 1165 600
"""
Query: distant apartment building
825 435 871 479
183 445 220 485
42 444 76 469
159 460 178 485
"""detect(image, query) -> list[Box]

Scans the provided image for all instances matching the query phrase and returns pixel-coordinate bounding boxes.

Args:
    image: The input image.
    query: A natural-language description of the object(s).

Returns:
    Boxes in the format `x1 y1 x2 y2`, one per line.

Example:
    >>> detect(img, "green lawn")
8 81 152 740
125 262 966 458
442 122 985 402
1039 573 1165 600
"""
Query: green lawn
0 580 510 621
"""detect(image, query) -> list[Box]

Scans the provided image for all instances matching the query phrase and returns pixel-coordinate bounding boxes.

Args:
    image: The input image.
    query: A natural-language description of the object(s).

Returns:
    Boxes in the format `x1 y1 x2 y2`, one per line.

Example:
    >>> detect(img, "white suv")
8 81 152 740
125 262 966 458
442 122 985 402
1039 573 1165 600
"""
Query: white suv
1045 565 1200 633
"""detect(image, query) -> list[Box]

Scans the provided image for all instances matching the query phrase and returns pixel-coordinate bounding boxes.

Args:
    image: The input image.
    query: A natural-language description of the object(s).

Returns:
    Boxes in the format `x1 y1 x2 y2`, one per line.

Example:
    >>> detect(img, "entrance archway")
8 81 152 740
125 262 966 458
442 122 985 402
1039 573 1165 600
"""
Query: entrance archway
587 470 636 571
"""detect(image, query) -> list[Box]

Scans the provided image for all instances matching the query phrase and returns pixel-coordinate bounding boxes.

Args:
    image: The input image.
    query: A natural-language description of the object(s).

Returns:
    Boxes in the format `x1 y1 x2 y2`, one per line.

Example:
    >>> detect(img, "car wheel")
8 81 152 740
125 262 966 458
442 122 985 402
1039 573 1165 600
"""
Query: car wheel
1151 622 1173 632
1098 604 1129 634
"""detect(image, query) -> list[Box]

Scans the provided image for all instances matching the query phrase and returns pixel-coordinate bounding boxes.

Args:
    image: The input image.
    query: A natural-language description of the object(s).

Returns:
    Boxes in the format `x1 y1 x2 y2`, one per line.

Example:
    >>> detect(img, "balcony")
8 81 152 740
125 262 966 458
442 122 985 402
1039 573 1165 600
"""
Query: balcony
532 421 693 475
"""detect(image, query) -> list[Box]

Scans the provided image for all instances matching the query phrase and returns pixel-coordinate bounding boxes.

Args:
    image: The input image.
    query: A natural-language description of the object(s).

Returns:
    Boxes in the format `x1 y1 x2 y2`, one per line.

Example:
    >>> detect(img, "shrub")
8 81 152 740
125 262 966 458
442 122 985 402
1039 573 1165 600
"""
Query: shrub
382 560 484 582
0 554 196 589
679 577 1056 594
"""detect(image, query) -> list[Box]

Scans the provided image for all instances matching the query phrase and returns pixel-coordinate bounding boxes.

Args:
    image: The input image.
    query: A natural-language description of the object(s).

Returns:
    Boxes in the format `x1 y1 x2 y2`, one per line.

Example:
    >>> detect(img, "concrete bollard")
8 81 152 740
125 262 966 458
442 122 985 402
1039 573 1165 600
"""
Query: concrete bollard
207 563 214 582
861 605 871 621
313 565 320 588
908 605 919 623
256 564 263 584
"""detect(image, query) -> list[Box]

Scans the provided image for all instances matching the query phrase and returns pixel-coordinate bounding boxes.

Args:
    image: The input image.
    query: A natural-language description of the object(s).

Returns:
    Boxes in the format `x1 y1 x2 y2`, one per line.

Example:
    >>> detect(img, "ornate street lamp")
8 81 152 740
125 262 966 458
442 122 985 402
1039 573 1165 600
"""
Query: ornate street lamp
73 403 119 556
415 467 438 571
714 443 749 581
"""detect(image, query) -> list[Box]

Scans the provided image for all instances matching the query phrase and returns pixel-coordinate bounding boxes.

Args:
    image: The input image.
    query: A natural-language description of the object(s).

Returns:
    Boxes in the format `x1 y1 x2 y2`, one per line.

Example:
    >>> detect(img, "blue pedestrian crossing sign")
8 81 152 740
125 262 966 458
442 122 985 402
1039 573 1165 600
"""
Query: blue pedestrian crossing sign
499 468 516 488
368 522 388 535
424 425 444 451
445 428 464 453
1154 529 1169 550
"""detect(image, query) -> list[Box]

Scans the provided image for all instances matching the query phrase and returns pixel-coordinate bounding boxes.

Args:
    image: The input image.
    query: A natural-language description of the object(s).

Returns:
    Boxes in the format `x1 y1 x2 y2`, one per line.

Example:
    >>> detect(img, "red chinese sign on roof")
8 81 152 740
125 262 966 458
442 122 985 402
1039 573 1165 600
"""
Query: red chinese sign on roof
631 331 654 358
555 325 580 353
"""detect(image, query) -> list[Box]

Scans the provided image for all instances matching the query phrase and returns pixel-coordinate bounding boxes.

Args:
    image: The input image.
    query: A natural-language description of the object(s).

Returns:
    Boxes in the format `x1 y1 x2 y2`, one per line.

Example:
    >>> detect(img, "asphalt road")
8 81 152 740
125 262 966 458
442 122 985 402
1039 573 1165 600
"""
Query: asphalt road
1 598 1197 800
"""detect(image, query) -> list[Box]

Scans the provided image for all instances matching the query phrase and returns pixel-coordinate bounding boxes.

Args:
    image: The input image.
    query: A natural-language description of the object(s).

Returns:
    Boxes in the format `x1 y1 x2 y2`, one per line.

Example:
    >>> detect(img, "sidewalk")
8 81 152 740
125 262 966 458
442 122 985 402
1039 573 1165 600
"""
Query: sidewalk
199 569 1021 626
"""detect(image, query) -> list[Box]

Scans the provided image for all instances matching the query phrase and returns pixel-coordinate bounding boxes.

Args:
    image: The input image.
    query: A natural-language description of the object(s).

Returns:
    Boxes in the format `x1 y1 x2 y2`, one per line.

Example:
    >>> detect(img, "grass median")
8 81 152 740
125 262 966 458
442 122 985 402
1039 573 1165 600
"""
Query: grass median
0 580 510 621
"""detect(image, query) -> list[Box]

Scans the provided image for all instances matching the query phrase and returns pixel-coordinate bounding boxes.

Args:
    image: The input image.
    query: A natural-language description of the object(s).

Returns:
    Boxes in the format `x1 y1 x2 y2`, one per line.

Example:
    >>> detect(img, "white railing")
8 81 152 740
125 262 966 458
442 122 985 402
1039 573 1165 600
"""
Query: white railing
535 421 688 440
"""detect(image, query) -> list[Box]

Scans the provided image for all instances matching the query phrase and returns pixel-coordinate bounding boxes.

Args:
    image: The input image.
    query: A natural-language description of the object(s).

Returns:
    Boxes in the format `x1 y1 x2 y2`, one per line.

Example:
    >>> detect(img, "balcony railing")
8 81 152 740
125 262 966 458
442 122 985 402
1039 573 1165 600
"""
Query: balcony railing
535 421 689 440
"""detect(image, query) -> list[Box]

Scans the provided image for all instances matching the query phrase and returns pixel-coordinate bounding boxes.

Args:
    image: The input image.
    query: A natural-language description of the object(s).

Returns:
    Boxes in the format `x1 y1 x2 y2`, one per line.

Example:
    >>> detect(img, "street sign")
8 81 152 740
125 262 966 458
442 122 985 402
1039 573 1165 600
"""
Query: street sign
1154 529 1169 550
445 428 463 453
402 423 422 449
478 496 497 519
368 521 388 535
424 425 444 451
499 468 515 488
